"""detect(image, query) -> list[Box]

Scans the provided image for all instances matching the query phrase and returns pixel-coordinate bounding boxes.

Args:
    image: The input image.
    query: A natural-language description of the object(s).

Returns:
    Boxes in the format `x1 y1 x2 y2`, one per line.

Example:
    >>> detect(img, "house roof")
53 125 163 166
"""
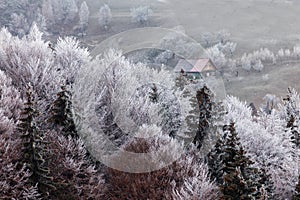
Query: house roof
174 59 216 73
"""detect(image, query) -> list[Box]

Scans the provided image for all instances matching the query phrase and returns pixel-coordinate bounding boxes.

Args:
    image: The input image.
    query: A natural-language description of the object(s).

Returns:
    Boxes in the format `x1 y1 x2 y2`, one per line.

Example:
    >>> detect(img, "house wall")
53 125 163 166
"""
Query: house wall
203 61 217 71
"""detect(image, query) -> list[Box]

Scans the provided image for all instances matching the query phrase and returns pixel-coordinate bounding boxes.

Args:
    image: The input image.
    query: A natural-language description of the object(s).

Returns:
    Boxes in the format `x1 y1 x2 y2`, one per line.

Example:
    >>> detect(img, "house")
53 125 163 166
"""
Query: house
174 58 217 79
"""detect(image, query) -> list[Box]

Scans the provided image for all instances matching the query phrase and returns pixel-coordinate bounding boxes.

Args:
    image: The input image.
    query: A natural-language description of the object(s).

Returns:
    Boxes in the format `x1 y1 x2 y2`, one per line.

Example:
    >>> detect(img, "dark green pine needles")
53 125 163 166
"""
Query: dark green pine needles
18 88 55 197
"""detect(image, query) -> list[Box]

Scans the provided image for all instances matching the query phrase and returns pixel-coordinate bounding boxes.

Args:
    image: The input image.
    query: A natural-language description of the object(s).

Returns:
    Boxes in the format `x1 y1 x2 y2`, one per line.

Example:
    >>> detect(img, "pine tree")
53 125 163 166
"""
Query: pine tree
149 83 159 103
214 123 262 199
49 85 77 138
294 175 300 200
283 88 300 148
193 85 214 149
18 87 55 197
207 137 224 184
258 163 275 199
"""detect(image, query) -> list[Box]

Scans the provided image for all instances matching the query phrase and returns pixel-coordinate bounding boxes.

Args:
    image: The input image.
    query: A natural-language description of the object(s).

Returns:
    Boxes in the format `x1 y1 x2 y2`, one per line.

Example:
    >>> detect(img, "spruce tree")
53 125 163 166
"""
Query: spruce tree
149 83 159 103
49 85 77 138
294 175 300 200
207 137 224 184
287 114 300 148
18 87 55 197
258 163 275 199
283 88 300 148
193 85 213 149
211 123 262 199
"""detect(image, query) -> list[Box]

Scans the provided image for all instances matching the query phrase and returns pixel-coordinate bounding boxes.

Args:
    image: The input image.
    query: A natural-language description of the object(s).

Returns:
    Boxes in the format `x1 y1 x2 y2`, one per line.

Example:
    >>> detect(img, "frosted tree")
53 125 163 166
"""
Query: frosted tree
0 25 59 98
214 123 262 199
215 42 237 57
44 0 78 33
44 131 105 199
0 114 42 199
18 88 55 198
154 50 174 65
9 13 30 37
293 46 300 59
294 175 300 200
63 0 78 24
0 70 23 121
252 59 264 72
159 32 201 58
241 53 252 71
54 36 90 85
217 29 230 44
104 125 218 199
72 49 192 157
201 32 215 48
280 88 300 148
206 45 227 70
79 1 89 35
0 0 43 36
0 25 91 129
99 4 112 30
49 85 78 138
42 0 54 25
130 6 153 25
224 95 298 199
0 71 39 199
262 94 278 114
50 0 78 24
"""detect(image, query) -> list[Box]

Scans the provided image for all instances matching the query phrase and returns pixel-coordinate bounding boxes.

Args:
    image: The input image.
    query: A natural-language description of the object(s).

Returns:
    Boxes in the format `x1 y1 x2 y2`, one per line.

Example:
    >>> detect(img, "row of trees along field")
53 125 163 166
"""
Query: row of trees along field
0 25 299 199
0 1 152 37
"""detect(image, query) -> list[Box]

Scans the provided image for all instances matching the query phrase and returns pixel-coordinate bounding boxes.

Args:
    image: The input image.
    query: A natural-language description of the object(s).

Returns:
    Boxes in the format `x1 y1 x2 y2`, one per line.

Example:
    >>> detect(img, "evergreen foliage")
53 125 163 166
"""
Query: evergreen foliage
17 87 55 197
208 123 263 199
207 137 224 184
193 85 214 149
294 175 300 200
258 163 275 199
49 85 77 138
284 88 300 148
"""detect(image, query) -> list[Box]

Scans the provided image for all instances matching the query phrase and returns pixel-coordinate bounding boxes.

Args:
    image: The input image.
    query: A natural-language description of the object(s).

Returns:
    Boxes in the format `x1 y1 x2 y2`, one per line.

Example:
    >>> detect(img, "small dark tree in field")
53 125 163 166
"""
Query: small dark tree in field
18 88 55 197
